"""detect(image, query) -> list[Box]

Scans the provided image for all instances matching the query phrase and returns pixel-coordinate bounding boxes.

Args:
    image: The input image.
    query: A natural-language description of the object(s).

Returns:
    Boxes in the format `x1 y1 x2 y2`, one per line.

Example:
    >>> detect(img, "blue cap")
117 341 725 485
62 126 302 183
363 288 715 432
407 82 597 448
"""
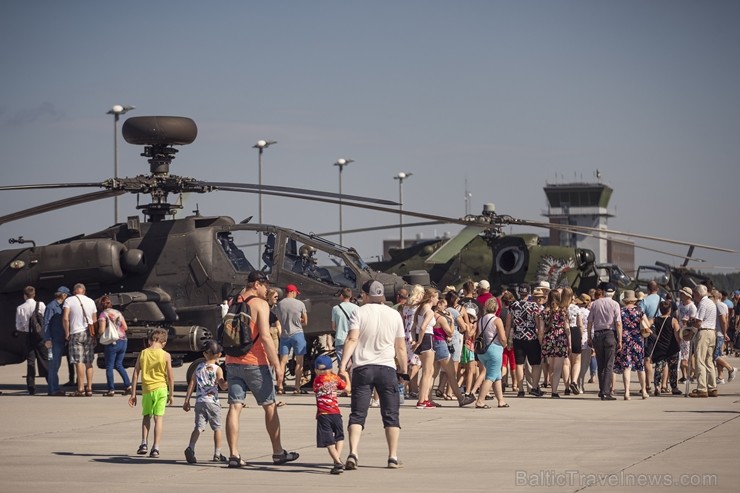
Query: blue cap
56 286 71 295
314 354 333 370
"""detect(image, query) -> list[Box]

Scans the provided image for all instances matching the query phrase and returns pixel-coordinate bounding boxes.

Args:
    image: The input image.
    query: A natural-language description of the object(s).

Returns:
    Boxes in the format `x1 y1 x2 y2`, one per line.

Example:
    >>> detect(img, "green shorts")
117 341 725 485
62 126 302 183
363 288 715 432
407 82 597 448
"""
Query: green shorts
142 387 168 416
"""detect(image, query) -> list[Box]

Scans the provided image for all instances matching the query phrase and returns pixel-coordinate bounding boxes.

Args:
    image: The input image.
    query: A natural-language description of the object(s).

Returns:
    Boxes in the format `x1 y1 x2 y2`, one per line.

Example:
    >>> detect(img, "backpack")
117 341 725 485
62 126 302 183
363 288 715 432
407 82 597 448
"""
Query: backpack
28 301 44 343
474 316 494 355
217 295 259 357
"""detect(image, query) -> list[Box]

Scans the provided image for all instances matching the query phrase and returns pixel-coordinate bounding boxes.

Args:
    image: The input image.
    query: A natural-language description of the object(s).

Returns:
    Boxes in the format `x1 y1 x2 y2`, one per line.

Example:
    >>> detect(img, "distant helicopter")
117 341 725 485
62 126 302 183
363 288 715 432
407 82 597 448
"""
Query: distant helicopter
367 203 731 294
0 116 407 376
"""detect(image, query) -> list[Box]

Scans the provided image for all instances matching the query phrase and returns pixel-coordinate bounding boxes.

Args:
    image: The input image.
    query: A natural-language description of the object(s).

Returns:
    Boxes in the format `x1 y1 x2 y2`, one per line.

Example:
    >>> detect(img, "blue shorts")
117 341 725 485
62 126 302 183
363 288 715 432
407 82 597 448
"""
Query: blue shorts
316 413 344 448
714 334 724 361
433 338 450 361
478 343 504 382
226 364 276 406
279 333 307 357
334 343 344 364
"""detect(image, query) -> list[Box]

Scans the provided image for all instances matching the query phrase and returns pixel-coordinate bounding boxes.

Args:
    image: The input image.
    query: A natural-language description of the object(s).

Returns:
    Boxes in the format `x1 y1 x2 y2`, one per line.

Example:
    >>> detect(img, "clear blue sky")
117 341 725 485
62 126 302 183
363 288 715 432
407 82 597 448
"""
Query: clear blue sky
1 0 738 273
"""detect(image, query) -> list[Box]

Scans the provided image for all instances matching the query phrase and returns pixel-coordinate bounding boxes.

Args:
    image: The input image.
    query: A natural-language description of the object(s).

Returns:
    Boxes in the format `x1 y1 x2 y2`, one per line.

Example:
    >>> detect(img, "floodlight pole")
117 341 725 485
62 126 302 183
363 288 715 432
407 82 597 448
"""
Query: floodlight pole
394 172 413 248
106 104 134 224
334 158 354 246
253 139 276 268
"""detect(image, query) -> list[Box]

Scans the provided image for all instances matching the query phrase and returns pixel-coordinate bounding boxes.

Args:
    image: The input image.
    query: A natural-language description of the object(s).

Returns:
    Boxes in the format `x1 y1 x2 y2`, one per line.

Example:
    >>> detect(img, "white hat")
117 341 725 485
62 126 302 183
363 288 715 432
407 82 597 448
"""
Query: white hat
537 280 551 290
478 280 491 290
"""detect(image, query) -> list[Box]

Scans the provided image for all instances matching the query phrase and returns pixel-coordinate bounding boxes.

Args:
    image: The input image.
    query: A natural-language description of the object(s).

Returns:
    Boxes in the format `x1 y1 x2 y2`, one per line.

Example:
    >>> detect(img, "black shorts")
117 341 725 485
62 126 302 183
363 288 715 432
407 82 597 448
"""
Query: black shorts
349 365 401 429
414 333 434 355
316 413 344 448
513 339 542 366
570 327 582 353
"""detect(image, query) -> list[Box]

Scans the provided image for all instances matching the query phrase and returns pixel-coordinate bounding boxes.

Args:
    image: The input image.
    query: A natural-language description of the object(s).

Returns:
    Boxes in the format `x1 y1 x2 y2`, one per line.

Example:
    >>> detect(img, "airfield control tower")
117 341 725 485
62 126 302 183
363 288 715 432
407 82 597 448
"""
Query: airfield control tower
542 181 632 268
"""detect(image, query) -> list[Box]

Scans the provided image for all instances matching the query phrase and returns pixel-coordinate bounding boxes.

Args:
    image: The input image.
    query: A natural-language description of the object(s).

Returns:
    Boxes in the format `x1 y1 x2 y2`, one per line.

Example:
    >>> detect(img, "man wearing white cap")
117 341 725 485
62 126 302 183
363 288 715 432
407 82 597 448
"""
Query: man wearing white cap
690 285 717 397
340 280 408 470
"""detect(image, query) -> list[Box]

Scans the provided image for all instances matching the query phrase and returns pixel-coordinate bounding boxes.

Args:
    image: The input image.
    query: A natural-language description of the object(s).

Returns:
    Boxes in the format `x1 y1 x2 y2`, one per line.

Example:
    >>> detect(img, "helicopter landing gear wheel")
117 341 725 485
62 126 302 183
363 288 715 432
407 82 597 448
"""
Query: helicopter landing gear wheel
186 357 205 384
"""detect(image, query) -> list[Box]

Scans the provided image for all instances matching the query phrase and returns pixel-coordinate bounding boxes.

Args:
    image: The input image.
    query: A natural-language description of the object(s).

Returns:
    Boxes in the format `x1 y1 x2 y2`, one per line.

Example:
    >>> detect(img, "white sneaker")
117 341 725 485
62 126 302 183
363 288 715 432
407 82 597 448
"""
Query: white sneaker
717 378 726 385
370 399 380 408
729 368 737 382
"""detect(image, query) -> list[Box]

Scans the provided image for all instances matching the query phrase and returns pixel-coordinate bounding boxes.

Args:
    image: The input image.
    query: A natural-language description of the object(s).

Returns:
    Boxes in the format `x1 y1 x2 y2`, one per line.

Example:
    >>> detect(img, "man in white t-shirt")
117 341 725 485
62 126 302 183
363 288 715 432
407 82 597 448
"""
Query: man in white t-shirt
15 286 47 395
63 283 98 396
339 280 407 470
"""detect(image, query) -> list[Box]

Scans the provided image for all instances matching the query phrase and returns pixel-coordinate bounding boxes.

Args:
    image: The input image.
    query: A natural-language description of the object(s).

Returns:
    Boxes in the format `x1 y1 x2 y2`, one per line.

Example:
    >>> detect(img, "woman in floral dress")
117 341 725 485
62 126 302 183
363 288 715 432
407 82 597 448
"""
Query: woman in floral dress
614 290 649 400
537 290 570 398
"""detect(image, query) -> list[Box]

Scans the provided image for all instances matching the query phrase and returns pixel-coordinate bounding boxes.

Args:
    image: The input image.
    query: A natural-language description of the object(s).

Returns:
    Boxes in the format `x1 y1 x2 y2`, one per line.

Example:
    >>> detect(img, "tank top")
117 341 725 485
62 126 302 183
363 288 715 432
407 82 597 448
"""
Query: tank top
416 307 435 335
140 347 168 393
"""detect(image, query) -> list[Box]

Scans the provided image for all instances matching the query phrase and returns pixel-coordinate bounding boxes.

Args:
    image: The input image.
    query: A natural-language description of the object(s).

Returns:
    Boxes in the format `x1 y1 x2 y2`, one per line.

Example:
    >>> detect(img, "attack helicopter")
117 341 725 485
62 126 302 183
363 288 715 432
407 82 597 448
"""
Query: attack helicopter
0 116 408 374
368 203 731 294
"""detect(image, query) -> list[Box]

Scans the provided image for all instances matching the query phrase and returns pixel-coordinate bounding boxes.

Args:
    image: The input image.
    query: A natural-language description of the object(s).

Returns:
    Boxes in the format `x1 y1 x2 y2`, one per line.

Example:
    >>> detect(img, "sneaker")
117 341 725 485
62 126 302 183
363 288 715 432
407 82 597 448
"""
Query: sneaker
387 457 404 469
678 377 687 384
212 453 228 462
459 394 476 407
416 400 435 409
330 462 344 475
184 447 197 464
729 368 737 382
717 378 726 385
528 388 544 397
569 382 580 395
551 393 560 399
601 395 616 401
517 390 525 398
564 388 570 395
370 399 380 408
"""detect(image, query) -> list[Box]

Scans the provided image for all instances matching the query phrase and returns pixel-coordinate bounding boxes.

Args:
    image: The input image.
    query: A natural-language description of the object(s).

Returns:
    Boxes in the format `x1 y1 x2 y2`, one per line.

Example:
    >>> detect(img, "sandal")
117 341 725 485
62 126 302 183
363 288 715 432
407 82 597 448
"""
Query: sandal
475 404 491 409
228 456 248 468
71 389 85 397
276 388 285 395
443 394 454 401
85 387 93 397
345 454 358 470
292 389 308 395
149 448 159 458
498 403 510 408
103 390 116 397
137 444 148 455
435 389 445 399
276 400 286 407
272 450 300 464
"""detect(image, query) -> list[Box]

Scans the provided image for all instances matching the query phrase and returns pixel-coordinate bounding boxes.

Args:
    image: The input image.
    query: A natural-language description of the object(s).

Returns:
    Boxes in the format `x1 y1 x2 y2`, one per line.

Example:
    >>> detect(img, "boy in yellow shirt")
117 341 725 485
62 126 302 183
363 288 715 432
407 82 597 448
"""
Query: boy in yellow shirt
128 328 174 458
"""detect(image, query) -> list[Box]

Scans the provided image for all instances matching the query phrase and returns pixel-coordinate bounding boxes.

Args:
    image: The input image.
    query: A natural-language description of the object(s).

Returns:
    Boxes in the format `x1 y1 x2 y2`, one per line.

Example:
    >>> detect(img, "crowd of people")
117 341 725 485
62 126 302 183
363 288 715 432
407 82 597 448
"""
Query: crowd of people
11 275 740 473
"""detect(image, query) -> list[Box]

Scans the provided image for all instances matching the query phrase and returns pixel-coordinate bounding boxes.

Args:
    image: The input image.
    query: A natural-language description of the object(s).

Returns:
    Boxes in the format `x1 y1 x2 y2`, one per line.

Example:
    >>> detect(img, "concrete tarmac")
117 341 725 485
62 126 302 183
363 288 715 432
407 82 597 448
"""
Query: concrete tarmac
0 358 738 493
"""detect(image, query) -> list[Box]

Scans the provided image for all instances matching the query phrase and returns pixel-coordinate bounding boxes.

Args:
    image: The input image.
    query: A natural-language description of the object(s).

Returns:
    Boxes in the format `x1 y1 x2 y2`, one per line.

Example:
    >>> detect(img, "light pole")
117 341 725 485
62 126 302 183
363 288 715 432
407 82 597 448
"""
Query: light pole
333 158 354 246
106 104 135 223
393 172 413 248
252 139 276 268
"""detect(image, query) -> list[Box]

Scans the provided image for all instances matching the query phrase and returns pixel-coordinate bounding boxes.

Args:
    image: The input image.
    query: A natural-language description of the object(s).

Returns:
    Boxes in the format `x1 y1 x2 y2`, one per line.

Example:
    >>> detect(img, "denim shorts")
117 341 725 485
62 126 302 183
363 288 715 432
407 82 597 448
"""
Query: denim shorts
316 413 344 447
279 332 307 357
713 334 724 361
194 400 223 431
433 338 451 361
226 364 276 406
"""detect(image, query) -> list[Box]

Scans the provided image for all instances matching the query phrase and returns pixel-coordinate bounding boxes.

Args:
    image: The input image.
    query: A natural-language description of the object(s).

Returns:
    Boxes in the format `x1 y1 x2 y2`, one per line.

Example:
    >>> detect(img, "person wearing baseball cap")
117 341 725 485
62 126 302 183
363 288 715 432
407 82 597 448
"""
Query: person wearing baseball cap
313 354 348 474
44 286 71 396
339 279 408 470
276 283 308 394
587 281 623 400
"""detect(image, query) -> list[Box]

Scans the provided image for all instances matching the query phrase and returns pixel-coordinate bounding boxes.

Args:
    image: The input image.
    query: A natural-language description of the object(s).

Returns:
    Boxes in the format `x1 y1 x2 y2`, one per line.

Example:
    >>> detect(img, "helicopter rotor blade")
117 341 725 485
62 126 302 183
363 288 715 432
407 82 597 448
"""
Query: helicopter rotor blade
538 222 707 262
0 190 127 226
318 221 444 237
515 219 734 254
200 181 400 206
0 182 105 191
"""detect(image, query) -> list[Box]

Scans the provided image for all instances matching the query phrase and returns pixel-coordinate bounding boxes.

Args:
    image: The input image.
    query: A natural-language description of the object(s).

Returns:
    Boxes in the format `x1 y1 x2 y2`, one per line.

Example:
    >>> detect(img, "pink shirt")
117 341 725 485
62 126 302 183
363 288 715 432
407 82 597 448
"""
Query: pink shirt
587 297 621 331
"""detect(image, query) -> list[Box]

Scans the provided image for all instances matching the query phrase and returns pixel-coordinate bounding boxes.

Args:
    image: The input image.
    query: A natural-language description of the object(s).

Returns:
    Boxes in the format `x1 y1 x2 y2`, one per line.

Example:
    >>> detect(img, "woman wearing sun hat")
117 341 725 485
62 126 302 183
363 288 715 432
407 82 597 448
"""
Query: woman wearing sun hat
614 290 649 400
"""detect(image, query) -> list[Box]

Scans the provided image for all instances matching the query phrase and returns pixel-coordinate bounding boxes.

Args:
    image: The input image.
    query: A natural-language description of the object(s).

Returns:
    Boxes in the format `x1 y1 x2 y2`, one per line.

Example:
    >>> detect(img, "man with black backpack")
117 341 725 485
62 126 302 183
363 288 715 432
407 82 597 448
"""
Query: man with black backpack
15 286 47 395
224 271 299 468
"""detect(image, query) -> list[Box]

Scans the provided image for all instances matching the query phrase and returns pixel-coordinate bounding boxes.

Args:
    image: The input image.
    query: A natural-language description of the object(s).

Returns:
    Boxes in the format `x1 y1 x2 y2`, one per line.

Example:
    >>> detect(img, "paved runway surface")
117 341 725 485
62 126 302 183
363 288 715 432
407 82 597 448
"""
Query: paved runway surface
0 358 738 492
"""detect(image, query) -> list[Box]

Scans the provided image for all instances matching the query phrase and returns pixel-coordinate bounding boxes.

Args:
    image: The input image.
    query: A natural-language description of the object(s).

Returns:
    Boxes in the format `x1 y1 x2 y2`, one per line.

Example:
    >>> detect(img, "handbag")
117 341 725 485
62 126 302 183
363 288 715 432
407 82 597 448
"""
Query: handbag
640 315 653 338
474 317 494 355
99 312 120 345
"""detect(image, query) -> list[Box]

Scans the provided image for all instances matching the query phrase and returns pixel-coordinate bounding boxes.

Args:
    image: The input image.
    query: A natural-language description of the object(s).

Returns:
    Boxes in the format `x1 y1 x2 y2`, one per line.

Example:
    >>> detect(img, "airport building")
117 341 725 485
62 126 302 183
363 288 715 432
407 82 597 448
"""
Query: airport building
542 181 635 273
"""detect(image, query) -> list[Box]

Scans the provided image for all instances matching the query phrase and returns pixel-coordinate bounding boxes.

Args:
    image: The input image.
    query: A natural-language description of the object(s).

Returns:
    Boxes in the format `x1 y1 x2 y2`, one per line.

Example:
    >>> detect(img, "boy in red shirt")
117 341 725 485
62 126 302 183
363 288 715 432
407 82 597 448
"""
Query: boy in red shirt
313 354 347 474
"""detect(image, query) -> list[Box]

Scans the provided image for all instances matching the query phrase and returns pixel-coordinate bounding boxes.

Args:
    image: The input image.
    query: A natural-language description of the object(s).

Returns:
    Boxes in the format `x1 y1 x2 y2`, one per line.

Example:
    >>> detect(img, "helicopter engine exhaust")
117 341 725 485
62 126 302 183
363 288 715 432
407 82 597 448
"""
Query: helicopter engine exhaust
125 325 212 353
